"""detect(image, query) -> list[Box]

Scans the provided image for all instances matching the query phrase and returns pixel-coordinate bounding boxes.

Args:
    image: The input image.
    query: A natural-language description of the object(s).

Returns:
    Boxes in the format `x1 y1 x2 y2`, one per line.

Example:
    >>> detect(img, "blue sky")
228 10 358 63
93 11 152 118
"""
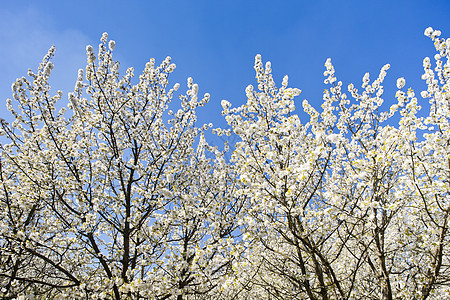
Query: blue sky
1 0 449 129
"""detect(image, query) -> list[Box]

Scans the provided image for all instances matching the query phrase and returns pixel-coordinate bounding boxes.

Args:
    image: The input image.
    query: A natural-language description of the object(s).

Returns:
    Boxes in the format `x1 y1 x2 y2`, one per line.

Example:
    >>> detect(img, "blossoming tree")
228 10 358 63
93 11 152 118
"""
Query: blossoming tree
0 33 243 299
222 27 450 299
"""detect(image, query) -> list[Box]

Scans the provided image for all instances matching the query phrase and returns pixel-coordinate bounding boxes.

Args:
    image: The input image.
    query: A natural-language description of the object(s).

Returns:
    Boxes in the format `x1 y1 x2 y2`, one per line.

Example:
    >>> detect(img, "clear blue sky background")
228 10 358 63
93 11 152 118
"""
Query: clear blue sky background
1 0 449 130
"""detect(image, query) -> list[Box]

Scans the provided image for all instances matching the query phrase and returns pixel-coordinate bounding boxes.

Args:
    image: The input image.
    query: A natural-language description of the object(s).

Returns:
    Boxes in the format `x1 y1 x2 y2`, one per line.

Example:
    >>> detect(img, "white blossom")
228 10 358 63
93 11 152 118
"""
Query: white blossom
396 77 406 89
108 40 116 51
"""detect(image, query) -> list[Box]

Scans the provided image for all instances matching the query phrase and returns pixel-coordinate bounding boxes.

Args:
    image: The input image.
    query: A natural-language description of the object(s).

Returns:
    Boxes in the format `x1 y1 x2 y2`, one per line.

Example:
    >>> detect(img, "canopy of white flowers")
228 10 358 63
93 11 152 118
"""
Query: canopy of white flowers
1 28 450 299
